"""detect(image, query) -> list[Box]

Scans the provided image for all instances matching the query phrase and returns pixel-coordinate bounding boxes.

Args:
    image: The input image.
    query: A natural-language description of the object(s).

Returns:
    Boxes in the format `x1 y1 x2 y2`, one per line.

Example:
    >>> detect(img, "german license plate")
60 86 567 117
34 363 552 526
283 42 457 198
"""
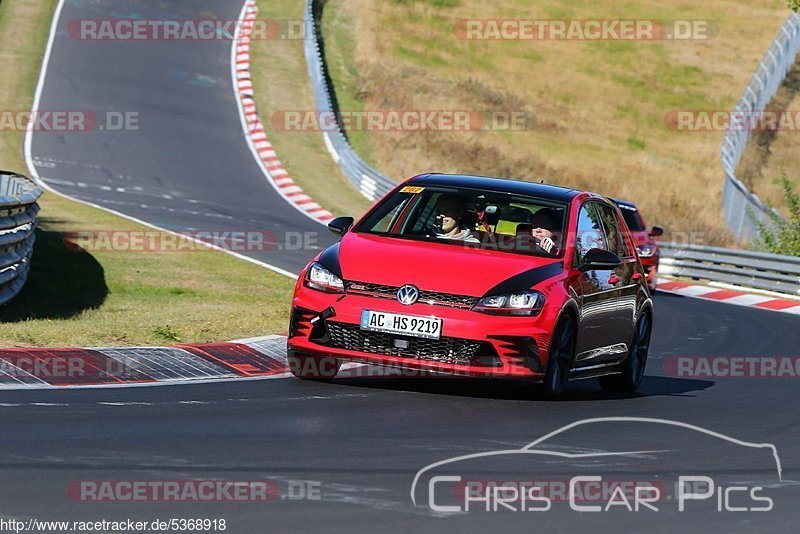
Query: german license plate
360 310 442 340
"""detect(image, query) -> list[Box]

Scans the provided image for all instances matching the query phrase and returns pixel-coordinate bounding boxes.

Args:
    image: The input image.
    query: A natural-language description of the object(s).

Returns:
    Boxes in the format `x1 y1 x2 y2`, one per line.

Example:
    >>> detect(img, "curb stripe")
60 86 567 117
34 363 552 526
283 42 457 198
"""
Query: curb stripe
700 289 748 301
180 343 287 377
656 279 800 315
757 299 800 310
657 281 692 291
0 337 291 389
231 0 335 224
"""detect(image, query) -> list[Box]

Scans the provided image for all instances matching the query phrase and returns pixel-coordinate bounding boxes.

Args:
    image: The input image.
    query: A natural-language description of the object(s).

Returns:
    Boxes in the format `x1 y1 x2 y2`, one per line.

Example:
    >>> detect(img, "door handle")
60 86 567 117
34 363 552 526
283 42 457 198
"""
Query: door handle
608 274 620 285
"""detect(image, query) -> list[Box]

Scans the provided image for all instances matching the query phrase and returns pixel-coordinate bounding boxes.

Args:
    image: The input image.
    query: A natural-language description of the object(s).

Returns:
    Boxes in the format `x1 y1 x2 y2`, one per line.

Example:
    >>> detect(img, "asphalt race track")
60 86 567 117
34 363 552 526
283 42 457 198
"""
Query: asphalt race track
14 0 800 531
2 294 800 531
27 0 334 274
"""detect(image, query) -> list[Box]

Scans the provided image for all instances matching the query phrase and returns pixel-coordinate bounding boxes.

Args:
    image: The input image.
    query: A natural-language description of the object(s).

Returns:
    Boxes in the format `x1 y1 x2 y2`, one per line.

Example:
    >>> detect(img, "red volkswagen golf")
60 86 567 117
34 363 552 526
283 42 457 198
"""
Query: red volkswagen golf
288 174 653 397
613 198 664 291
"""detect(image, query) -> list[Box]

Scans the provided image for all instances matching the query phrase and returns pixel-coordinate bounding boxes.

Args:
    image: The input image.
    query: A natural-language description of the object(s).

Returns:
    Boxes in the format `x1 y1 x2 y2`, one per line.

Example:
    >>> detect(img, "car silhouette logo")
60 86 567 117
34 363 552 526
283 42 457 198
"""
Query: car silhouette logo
397 285 419 305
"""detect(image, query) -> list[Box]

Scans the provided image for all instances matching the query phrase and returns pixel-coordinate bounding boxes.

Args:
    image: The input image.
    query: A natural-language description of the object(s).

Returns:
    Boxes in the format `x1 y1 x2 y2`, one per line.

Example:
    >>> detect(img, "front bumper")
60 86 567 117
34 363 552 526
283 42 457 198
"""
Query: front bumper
287 285 556 379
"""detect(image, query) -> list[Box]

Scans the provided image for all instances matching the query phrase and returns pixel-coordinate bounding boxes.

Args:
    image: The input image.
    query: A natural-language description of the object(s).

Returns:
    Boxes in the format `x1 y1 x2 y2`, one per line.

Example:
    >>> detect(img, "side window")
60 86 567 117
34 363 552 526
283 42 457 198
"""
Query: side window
616 211 634 257
368 195 413 233
596 203 631 257
575 203 607 265
409 192 440 233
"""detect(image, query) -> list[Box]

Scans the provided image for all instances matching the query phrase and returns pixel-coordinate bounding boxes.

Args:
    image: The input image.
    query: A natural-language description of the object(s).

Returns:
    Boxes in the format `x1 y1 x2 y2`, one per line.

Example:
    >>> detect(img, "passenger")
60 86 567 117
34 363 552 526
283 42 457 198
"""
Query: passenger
432 194 479 243
530 208 561 255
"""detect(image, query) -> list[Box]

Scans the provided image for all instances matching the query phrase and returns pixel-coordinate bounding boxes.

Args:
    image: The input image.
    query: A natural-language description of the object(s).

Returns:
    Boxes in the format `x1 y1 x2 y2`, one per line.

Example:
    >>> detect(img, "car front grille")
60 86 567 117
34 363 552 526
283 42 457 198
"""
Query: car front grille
324 321 482 366
344 281 479 309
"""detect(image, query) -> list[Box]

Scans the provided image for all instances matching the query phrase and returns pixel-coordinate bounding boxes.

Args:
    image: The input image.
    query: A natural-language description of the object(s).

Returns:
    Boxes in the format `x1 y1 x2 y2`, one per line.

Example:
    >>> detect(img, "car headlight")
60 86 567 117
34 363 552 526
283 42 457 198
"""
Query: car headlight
637 244 657 258
472 290 545 316
304 262 344 293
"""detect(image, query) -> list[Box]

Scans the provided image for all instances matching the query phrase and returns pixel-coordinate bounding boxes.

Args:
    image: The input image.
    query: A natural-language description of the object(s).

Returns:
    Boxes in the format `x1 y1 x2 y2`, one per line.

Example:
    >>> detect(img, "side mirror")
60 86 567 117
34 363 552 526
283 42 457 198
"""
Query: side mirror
327 216 354 238
649 225 664 238
580 248 622 271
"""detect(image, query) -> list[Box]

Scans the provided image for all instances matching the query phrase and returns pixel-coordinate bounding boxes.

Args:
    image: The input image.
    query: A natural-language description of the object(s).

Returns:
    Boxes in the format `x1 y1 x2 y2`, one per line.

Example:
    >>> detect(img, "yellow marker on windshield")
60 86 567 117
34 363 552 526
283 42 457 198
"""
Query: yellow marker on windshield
400 186 425 194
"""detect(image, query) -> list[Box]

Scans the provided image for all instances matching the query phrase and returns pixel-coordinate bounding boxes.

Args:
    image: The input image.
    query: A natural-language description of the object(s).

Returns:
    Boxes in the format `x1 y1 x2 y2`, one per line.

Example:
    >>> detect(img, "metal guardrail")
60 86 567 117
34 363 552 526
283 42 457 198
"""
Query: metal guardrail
721 12 800 241
0 171 42 306
304 0 396 201
660 243 800 296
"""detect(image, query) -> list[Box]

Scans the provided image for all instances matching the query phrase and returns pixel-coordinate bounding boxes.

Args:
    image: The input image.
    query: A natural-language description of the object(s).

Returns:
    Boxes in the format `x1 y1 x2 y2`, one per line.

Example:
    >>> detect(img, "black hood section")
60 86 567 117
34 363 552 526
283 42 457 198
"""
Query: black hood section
484 261 564 296
318 243 342 279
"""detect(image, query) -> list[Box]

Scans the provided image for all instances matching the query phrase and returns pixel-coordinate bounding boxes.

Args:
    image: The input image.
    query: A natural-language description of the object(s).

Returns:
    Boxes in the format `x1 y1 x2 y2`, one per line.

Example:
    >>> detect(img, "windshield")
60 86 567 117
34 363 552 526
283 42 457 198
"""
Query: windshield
616 204 646 232
354 185 568 257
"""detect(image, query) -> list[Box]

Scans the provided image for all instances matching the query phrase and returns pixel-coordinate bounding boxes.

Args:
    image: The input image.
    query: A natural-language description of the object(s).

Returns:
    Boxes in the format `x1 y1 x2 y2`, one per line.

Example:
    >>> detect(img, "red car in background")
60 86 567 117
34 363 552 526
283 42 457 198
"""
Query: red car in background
287 174 653 397
613 199 663 291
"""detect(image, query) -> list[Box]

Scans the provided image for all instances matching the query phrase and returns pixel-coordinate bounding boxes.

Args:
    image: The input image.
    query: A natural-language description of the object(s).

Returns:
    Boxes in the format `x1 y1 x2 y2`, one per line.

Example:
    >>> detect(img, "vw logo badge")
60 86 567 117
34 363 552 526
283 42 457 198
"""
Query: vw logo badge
396 284 419 305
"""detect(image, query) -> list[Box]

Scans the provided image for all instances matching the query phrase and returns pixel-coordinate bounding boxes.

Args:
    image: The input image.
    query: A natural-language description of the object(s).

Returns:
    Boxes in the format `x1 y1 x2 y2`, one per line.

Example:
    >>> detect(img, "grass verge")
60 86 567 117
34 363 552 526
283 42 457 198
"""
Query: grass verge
0 0 295 347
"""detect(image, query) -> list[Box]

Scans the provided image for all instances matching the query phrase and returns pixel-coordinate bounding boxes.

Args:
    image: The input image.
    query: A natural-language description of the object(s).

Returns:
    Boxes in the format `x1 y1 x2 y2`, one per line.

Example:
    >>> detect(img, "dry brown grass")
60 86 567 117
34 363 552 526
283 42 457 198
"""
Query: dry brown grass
743 58 800 209
322 0 794 245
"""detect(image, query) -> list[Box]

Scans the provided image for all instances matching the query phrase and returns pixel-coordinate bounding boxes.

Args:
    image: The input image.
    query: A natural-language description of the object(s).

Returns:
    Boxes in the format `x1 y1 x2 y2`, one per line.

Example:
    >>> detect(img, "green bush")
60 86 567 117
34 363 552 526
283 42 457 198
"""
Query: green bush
790 0 800 13
750 173 800 256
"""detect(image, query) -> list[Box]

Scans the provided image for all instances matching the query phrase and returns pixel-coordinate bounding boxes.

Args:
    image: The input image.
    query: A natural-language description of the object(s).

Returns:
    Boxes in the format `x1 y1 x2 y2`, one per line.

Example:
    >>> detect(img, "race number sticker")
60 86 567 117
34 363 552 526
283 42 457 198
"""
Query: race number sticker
400 186 425 194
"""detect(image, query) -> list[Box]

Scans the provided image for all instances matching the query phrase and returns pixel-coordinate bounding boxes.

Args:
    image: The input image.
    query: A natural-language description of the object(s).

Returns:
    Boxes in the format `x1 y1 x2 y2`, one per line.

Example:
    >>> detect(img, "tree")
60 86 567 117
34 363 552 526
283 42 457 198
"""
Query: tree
790 0 800 13
750 173 800 256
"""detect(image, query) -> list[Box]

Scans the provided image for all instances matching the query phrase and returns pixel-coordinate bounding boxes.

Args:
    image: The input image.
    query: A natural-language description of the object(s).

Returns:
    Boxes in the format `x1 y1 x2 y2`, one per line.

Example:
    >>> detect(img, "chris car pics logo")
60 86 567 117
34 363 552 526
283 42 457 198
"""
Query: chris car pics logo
410 417 781 513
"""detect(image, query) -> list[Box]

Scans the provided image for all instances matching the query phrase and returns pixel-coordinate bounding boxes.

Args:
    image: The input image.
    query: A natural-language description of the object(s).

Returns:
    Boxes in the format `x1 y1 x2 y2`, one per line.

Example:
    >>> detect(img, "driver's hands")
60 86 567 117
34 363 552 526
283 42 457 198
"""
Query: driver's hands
432 216 444 234
531 227 553 241
531 227 557 254
538 236 557 254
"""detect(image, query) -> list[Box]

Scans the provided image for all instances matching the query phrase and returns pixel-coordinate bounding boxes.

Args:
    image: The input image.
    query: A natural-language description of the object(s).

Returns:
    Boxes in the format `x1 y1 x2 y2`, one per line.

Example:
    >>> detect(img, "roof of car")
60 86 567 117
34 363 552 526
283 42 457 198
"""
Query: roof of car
612 198 638 210
408 173 580 202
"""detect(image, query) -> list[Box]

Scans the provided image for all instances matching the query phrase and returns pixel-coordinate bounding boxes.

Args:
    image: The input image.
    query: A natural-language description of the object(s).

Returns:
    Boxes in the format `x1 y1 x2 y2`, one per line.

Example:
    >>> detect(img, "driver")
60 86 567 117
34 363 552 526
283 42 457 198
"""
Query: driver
530 208 561 255
432 194 479 243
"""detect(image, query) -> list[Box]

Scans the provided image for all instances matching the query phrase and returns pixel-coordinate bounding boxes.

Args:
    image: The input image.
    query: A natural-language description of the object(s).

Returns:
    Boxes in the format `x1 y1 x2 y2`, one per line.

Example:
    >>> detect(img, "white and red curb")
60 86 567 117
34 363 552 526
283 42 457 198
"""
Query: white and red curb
656 279 800 315
0 335 392 389
233 0 335 224
0 336 290 389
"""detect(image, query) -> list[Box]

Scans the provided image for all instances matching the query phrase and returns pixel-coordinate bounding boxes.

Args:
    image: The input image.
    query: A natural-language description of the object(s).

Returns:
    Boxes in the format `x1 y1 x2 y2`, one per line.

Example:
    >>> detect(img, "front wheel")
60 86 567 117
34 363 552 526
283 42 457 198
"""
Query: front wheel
543 315 575 399
599 311 651 393
287 350 341 381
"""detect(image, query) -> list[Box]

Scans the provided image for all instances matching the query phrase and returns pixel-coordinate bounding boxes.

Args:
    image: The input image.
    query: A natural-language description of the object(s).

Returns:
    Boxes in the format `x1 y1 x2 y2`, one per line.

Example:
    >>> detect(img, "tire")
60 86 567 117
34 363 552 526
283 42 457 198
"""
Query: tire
599 311 652 393
543 314 576 399
287 350 341 381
